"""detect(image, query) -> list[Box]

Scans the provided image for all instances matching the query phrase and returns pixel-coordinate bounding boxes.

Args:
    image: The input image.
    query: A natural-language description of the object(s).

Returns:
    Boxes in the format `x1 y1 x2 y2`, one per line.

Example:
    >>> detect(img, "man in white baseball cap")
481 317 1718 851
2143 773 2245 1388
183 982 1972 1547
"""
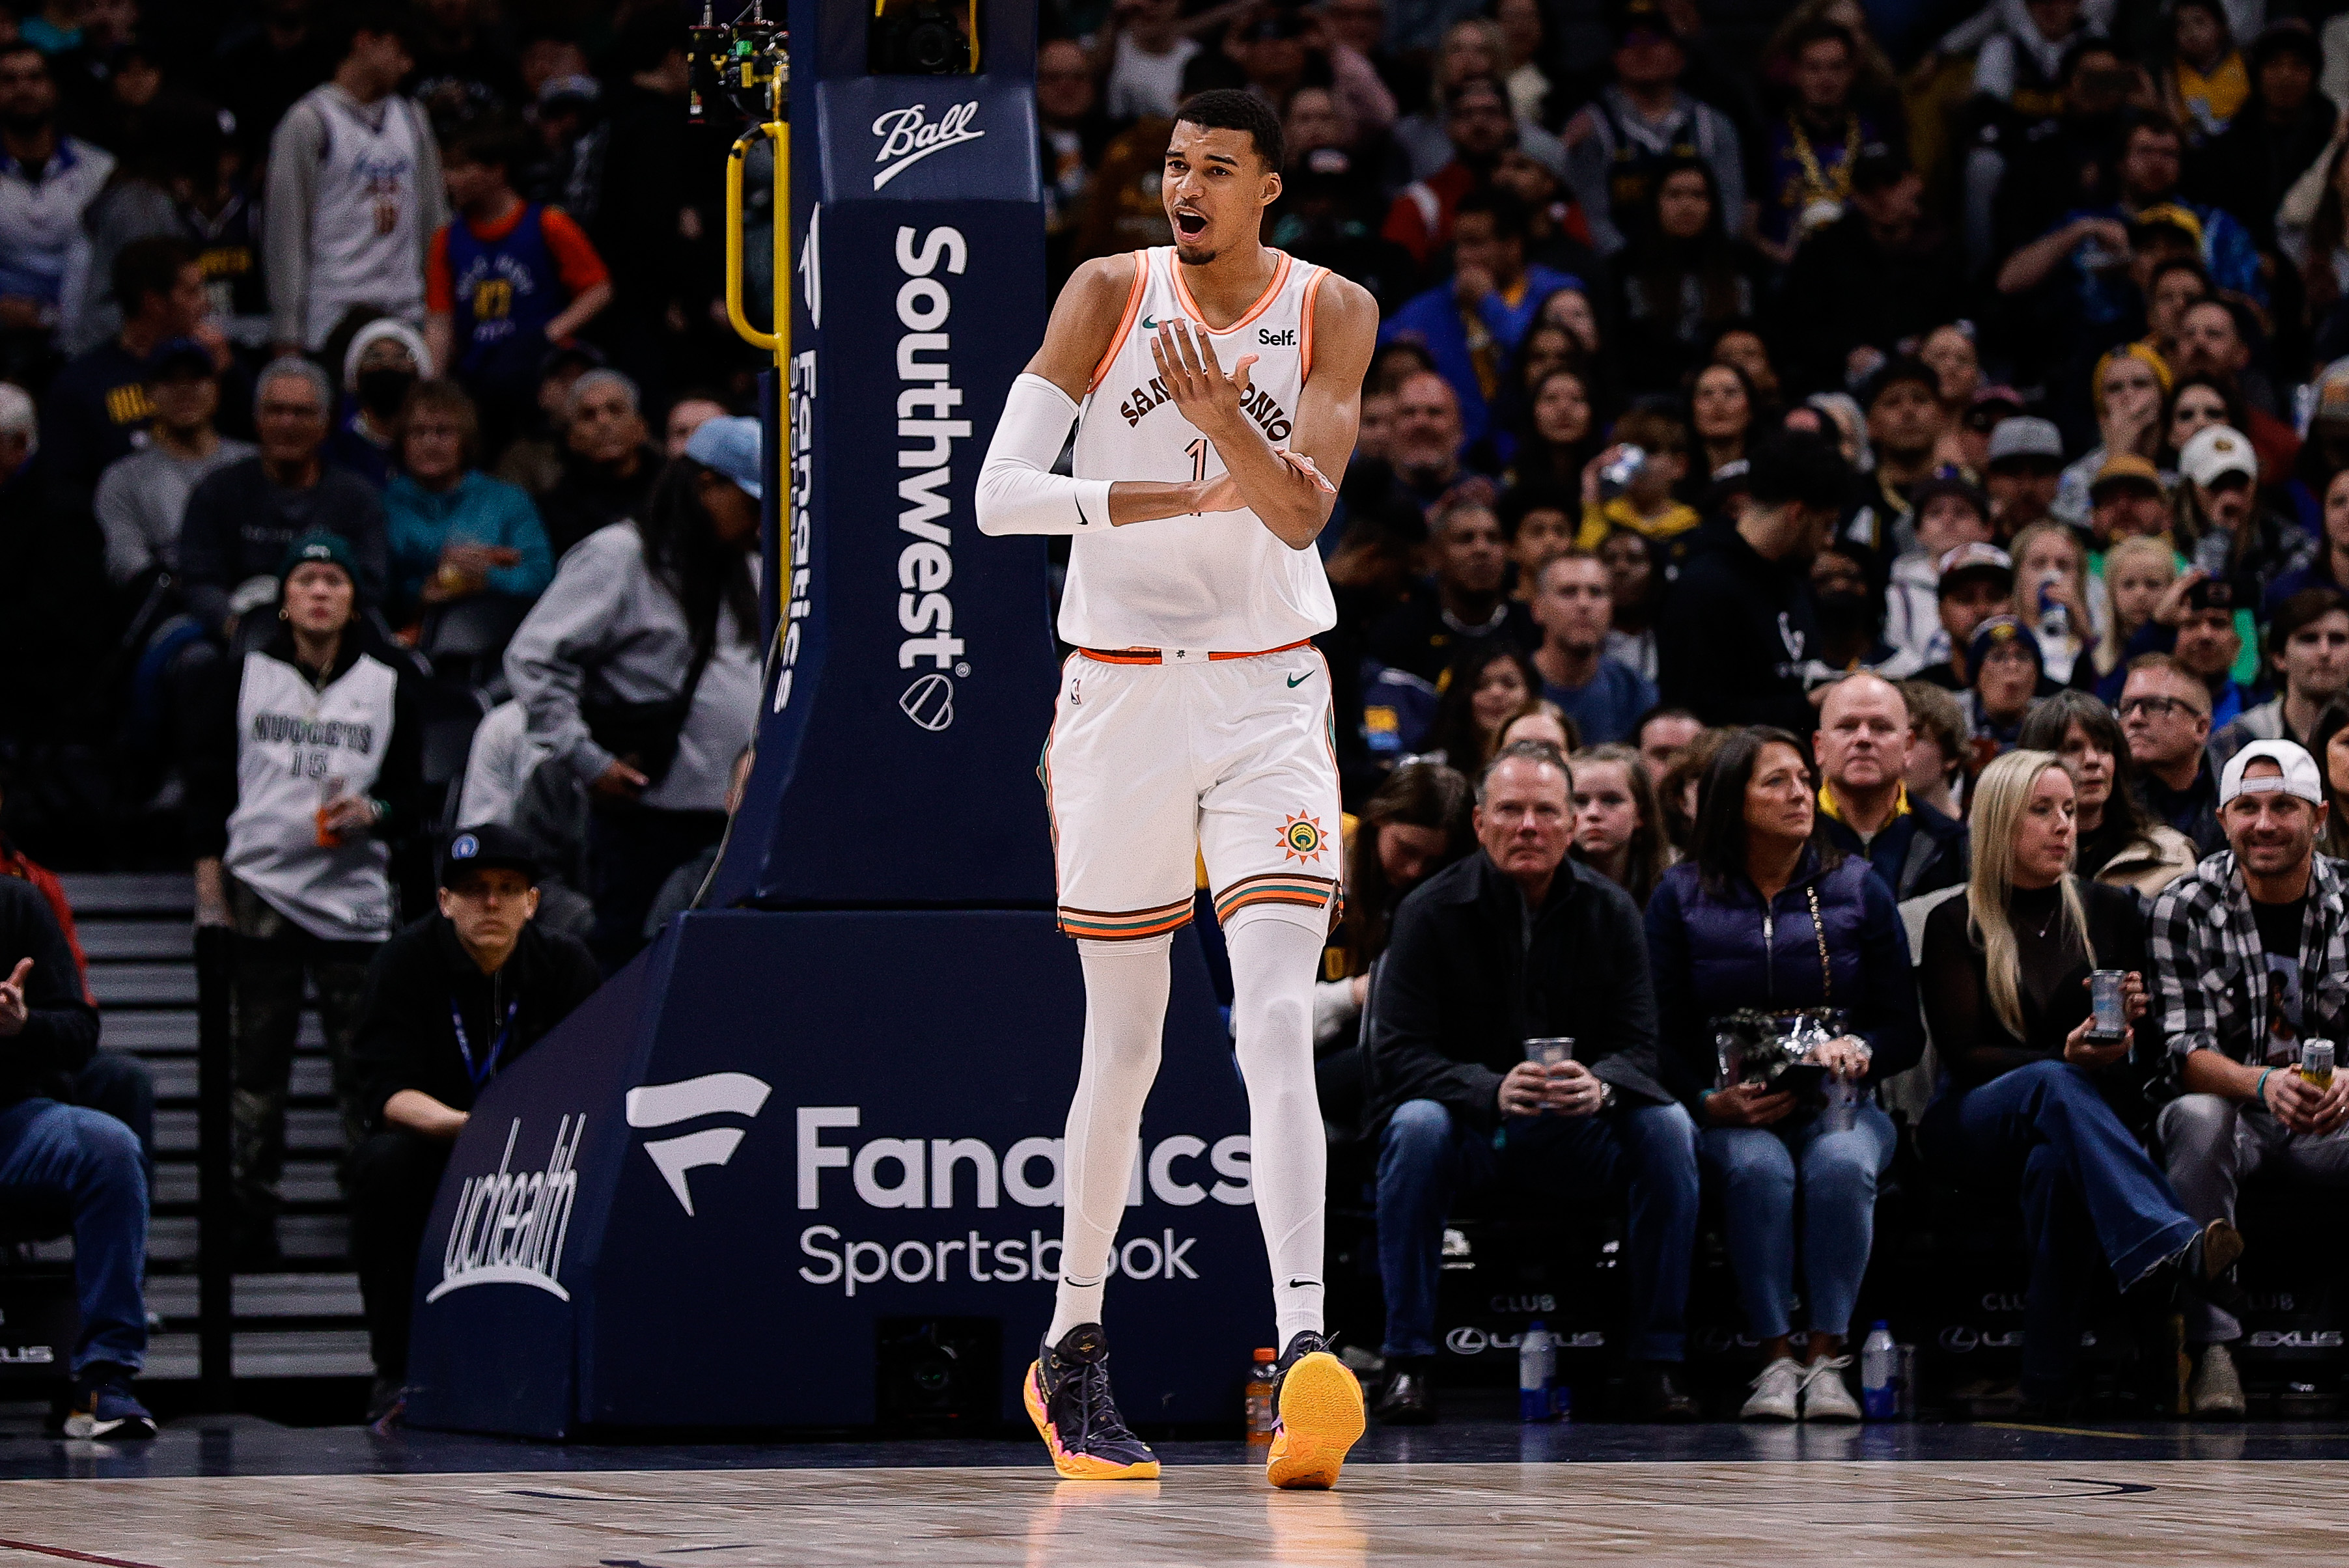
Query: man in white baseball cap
2149 737 2349 1418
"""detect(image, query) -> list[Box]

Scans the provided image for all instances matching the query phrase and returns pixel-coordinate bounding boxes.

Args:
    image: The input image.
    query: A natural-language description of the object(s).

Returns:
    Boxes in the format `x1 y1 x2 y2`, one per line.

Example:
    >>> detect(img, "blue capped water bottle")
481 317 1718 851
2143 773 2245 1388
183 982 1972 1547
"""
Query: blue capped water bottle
1861 1321 1898 1420
1518 1320 1559 1422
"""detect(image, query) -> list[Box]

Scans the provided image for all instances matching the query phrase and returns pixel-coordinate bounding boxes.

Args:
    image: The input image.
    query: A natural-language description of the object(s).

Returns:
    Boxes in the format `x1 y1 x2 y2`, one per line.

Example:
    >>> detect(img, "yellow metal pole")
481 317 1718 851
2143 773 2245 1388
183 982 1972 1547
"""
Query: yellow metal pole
723 129 779 355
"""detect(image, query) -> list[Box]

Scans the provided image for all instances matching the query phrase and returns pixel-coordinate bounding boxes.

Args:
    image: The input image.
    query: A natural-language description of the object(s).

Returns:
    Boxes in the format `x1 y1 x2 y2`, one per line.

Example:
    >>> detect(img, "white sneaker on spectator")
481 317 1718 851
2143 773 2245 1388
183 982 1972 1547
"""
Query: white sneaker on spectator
1800 1356 1861 1422
1742 1357 1801 1422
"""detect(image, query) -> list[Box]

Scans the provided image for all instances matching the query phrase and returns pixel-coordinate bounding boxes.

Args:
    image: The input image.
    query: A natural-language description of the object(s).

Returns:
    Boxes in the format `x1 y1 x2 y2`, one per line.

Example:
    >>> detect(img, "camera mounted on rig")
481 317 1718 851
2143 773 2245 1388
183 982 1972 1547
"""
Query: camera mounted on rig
688 0 789 126
870 0 979 74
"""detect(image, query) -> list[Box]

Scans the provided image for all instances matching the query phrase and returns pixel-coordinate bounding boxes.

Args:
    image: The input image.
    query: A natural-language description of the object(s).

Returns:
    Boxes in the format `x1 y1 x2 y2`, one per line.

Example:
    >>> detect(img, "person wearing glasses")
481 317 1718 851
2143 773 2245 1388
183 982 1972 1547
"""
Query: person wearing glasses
1645 727 1923 1422
2117 653 2225 855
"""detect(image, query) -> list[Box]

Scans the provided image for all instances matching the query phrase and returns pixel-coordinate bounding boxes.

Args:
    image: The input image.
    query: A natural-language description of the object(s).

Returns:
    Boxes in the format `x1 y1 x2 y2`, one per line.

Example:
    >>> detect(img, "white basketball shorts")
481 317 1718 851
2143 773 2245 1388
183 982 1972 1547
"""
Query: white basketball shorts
1041 640 1344 942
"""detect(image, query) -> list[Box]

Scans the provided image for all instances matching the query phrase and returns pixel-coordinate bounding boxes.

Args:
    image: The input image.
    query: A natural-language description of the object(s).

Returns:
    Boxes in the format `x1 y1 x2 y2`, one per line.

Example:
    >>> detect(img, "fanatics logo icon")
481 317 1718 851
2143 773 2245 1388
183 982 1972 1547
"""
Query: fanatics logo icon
1279 814 1326 862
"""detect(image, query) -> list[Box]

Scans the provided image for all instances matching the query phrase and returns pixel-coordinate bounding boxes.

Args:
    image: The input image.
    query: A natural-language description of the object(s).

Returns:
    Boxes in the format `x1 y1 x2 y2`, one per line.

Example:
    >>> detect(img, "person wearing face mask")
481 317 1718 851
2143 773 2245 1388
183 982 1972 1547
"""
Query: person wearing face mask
329 317 429 489
1809 545 1894 677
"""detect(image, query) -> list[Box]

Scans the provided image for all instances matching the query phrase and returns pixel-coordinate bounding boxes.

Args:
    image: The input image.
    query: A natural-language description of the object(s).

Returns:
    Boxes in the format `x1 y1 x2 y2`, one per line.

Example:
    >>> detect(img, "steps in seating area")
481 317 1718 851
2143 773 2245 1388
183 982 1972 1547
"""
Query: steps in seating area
47 874 371 1382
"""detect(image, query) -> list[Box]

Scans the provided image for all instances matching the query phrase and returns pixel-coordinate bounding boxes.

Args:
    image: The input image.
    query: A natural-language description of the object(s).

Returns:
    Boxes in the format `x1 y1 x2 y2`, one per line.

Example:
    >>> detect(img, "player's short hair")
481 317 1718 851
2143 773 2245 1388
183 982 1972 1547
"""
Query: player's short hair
1174 89 1285 172
326 1 419 62
1533 549 1605 594
569 367 641 417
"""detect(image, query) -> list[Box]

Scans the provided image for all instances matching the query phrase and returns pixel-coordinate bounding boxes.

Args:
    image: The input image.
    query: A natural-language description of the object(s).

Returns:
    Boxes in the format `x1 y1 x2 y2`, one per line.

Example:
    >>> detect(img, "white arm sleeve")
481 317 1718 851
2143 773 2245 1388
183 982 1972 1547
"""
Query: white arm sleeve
975 373 1117 536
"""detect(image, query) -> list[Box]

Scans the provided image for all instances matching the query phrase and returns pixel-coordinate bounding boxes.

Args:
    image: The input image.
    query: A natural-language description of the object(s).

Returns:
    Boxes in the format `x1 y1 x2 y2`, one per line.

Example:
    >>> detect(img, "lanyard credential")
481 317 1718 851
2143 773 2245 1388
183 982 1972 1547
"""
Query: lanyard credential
451 998 520 1092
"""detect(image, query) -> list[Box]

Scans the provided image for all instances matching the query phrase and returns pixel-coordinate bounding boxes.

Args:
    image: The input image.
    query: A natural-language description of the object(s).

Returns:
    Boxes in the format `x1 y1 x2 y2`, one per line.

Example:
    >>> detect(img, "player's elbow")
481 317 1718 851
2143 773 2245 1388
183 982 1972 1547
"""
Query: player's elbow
974 457 1025 536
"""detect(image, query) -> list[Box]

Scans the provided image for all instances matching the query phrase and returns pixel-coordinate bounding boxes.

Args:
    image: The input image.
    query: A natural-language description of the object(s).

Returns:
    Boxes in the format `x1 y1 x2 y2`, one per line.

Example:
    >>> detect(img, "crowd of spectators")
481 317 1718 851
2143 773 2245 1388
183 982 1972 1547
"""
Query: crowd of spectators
11 0 2349 1440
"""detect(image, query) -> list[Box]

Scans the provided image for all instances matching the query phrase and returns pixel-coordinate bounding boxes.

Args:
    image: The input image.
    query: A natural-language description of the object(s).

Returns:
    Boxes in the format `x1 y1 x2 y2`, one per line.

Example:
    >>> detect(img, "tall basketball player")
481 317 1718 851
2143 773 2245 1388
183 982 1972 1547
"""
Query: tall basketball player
976 90 1378 1489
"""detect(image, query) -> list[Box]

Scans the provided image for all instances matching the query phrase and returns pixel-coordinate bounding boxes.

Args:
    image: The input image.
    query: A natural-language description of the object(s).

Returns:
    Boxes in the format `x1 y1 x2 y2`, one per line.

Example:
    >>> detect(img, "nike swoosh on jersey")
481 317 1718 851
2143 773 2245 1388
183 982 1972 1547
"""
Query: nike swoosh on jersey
1141 315 1163 330
1286 672 1311 687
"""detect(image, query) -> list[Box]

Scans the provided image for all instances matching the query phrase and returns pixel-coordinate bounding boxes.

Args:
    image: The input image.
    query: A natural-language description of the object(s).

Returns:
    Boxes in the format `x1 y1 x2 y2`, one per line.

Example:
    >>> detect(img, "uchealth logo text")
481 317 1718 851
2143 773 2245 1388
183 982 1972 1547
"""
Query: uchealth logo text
428 1116 585 1302
872 102 984 191
895 225 972 728
795 1105 1249 1297
774 346 816 716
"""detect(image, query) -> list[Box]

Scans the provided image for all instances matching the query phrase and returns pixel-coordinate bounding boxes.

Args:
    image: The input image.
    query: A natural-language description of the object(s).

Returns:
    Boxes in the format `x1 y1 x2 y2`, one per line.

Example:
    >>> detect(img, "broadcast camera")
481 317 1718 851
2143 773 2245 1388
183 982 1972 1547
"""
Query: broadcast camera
870 0 978 74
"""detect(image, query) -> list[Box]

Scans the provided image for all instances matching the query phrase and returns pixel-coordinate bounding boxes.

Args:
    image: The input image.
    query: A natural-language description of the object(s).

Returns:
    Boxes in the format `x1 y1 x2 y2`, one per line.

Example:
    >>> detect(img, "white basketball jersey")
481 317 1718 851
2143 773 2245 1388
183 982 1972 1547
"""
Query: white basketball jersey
303 88 429 347
1063 247 1339 653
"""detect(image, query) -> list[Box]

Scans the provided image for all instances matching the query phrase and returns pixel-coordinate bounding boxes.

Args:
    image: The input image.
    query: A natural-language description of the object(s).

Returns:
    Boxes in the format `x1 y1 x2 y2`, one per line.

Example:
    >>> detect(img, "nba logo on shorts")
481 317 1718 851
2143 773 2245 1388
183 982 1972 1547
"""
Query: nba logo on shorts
901 673 956 730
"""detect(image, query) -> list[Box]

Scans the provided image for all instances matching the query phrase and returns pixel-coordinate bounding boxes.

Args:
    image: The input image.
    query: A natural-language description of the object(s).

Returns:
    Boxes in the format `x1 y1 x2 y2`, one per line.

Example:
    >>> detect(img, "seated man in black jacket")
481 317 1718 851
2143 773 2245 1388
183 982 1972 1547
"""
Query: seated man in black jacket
1364 741 1700 1424
346 825 600 1424
0 878 152 1438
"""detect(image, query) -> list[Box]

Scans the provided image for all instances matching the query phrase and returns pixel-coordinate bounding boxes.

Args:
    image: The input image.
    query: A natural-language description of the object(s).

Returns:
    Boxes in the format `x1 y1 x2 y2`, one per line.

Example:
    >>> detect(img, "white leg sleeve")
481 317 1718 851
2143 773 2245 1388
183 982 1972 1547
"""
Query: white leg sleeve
1048 933 1171 1344
1224 905 1330 1345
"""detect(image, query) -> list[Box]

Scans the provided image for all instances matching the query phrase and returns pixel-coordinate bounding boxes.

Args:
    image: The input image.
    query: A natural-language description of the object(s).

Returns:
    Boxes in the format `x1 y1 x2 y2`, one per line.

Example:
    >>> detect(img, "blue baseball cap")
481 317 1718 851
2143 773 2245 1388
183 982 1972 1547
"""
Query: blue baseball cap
146 336 216 379
685 415 762 501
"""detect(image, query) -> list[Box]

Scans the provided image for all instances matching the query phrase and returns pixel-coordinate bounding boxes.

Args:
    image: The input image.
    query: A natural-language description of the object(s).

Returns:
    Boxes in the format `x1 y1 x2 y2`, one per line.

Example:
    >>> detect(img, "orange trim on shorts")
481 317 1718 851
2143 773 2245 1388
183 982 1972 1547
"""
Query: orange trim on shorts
1059 896 1196 941
1085 251 1150 394
1077 639 1313 665
1172 249 1293 335
1299 266 1326 379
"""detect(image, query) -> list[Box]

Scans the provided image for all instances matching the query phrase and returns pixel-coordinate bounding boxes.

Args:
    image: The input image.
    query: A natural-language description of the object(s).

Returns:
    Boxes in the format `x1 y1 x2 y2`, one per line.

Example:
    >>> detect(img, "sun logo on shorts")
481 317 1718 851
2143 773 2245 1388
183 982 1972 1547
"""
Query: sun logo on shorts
1279 813 1326 862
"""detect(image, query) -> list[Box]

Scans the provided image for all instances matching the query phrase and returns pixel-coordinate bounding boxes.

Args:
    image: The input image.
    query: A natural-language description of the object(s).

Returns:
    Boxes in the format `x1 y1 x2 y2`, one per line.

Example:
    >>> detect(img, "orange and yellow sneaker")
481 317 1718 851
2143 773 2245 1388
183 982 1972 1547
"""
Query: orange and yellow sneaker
1024 1324 1161 1480
1265 1331 1365 1490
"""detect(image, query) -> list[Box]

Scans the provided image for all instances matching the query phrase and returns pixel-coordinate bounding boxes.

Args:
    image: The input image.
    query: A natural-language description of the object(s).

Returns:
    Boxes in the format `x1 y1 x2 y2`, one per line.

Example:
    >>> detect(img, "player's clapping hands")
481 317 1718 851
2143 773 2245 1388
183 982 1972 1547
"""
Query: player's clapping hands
1152 319 1255 444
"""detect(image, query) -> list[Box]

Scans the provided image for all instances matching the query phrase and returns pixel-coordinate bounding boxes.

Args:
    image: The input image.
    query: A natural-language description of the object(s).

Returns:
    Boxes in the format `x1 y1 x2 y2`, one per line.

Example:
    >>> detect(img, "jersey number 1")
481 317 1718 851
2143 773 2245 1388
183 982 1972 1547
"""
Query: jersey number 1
1185 438 1212 516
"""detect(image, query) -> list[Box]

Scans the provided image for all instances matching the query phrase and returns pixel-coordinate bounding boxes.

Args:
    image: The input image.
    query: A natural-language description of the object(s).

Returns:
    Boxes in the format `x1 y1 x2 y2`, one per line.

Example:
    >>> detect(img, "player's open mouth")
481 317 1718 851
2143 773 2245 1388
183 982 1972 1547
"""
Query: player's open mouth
1173 210 1206 238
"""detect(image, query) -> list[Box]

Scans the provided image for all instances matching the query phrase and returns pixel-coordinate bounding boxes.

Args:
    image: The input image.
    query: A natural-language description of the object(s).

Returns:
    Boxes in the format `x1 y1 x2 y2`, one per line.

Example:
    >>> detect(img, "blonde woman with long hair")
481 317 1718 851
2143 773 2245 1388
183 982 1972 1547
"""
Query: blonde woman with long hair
1916 750 2240 1416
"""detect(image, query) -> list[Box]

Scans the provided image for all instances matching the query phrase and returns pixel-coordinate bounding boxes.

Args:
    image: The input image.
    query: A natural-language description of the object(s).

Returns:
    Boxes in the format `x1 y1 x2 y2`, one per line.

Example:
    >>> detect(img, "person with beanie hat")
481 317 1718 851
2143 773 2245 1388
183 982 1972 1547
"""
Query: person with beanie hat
1965 614 2044 768
185 528 424 1266
327 316 432 488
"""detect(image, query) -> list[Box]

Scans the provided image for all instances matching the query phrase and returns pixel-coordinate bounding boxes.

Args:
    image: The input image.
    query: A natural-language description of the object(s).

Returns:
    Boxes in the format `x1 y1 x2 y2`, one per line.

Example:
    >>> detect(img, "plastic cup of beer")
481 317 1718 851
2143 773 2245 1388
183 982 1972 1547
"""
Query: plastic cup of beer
2088 970 2128 1041
1525 1038 1575 1068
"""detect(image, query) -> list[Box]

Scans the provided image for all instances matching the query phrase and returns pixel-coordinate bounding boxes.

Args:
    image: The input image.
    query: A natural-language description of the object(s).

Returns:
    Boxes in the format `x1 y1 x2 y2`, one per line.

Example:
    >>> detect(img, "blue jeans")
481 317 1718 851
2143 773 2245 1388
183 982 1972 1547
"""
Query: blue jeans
1701 1102 1896 1341
1921 1060 2198 1394
0 1097 148 1376
1376 1096 1699 1362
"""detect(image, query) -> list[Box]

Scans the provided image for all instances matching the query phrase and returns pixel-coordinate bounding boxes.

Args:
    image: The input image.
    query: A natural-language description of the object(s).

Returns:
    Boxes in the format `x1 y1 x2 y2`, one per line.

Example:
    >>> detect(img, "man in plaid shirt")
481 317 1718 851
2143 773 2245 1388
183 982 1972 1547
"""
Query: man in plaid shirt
2149 739 2349 1418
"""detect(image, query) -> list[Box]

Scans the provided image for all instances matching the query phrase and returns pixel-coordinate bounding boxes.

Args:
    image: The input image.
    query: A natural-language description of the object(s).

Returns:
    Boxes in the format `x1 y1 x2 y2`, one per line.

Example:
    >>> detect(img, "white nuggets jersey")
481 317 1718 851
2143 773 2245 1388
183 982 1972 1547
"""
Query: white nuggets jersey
1064 247 1339 653
304 88 430 347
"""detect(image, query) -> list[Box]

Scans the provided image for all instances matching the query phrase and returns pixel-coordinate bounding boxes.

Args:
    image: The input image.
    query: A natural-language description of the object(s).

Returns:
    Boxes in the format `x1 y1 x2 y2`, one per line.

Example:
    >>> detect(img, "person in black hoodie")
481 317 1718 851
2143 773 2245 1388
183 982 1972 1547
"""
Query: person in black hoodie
1657 430 1848 732
1364 741 1699 1425
0 877 152 1438
187 531 424 1264
345 824 599 1424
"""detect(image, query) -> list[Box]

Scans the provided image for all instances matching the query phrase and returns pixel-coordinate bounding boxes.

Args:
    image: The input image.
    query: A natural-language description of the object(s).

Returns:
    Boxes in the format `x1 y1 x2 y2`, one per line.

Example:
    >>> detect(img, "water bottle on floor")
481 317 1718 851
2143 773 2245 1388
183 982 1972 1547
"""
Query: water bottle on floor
1860 1322 1897 1420
1519 1321 1558 1422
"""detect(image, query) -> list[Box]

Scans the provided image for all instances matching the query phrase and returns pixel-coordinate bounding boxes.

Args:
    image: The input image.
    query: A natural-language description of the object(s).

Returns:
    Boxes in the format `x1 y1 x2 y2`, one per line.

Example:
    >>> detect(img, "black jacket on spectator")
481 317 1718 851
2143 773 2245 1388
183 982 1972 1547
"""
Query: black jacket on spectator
538 443 662 561
351 912 600 1129
1364 850 1668 1140
176 456 389 635
1363 579 1537 685
1818 795 1969 901
40 339 154 506
1656 522 1822 732
0 876 100 1108
1771 208 1969 397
